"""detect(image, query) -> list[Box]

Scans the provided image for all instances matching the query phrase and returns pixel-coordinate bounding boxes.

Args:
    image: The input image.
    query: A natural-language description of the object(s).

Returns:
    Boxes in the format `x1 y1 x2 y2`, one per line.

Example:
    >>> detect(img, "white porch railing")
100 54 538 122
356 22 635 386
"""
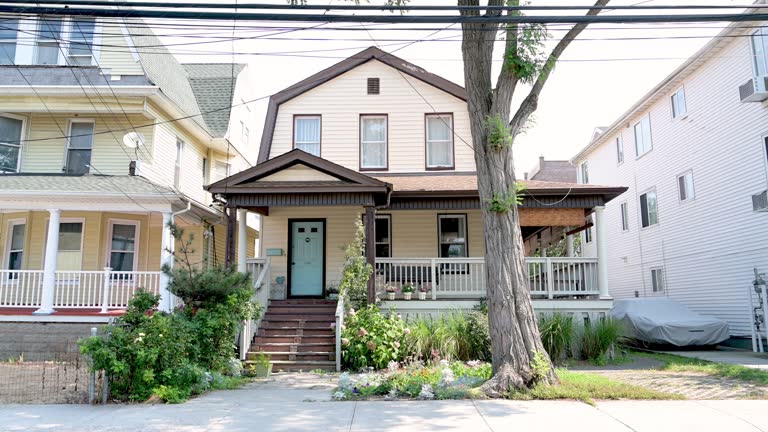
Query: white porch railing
240 258 271 360
335 295 345 372
375 257 600 300
0 269 162 310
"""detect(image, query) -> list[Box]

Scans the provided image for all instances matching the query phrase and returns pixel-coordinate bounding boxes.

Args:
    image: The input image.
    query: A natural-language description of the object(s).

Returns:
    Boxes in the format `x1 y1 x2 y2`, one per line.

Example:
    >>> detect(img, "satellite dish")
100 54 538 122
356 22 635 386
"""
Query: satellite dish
122 132 146 149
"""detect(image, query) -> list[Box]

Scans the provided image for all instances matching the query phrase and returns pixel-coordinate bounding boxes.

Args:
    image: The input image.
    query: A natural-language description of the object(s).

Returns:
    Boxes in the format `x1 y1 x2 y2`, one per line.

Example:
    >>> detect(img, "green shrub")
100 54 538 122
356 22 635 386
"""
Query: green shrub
579 318 623 365
338 217 372 309
538 313 575 365
341 305 406 370
405 311 490 362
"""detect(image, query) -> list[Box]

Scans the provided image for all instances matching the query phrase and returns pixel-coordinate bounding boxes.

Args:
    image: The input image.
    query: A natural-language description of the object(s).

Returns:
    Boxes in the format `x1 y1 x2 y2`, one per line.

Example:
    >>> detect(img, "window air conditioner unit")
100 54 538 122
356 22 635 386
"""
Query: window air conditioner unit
752 190 768 212
739 76 768 102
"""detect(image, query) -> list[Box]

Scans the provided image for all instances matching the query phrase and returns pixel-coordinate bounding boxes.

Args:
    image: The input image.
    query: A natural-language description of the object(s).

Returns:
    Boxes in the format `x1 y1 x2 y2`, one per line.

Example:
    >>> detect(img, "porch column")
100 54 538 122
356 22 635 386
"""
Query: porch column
34 209 60 315
566 227 575 257
237 209 248 273
225 206 237 268
158 212 174 312
364 205 376 304
594 206 611 299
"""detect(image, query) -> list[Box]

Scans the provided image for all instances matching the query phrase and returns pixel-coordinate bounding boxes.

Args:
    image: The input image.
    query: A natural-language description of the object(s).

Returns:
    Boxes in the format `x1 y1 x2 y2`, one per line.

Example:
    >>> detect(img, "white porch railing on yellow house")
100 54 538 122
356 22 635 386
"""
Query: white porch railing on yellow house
0 269 163 311
374 257 600 300
241 258 271 360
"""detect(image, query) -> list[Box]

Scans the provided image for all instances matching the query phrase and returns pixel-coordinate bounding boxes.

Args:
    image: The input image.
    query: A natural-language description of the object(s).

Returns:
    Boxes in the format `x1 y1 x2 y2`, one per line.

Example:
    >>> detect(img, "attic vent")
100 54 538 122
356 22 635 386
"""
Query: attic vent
367 78 380 95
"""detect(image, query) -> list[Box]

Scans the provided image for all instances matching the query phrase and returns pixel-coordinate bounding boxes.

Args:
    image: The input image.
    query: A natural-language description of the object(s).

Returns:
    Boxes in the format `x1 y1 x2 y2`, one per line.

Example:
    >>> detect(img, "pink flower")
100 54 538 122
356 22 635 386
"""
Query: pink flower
366 341 377 350
403 328 411 335
357 328 368 337
394 341 400 348
342 338 350 346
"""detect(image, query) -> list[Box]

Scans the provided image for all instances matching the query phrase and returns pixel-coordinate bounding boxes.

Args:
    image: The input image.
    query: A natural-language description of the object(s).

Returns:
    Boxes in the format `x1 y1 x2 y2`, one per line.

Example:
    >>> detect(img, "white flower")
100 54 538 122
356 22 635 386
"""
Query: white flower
333 391 347 400
387 360 399 373
418 384 435 400
337 372 353 391
439 368 455 386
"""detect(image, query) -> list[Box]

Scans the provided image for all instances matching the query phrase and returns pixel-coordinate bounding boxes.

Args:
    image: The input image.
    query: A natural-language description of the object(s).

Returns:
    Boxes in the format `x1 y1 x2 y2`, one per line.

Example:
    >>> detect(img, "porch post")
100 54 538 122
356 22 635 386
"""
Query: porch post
158 212 174 312
237 209 248 273
364 205 376 304
34 208 60 315
594 206 611 299
566 227 575 257
225 206 237 268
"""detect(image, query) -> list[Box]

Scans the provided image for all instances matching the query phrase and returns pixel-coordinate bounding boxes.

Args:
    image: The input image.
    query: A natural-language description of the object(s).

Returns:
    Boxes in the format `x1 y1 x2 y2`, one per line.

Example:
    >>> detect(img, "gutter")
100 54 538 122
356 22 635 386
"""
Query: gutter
0 85 159 96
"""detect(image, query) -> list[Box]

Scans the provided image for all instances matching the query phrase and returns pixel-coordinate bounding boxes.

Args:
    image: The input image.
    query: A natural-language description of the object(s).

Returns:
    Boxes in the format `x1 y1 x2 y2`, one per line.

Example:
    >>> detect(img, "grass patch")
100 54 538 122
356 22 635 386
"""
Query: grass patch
507 369 683 405
633 351 768 385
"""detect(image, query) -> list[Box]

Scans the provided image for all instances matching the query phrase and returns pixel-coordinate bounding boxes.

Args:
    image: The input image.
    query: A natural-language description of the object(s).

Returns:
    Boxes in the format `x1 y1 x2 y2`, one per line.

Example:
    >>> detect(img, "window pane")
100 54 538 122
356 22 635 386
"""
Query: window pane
69 123 94 149
68 18 95 57
0 116 23 144
616 137 623 163
39 17 63 40
0 144 19 172
10 223 25 250
427 116 451 141
295 117 320 144
640 194 649 227
110 251 134 272
427 140 452 167
362 117 386 142
440 244 466 258
374 217 389 243
362 142 386 168
361 117 387 168
646 191 658 225
642 117 652 152
111 224 136 252
66 149 91 175
375 244 390 258
8 251 22 271
753 32 767 76
678 176 687 200
0 19 18 65
439 217 465 243
36 45 59 65
58 222 83 251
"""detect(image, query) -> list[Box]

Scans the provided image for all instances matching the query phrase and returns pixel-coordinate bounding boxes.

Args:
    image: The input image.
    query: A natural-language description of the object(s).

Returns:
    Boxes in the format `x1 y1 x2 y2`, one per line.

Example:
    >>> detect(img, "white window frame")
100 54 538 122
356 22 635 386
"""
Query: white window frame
0 113 26 173
174 138 184 189
360 114 388 170
65 119 94 175
212 160 231 183
750 29 768 78
677 170 695 202
671 87 687 119
650 267 665 293
63 17 99 66
374 214 392 258
639 188 659 229
106 219 140 273
633 115 653 158
0 17 19 65
3 219 26 275
438 214 468 258
293 115 321 156
579 161 589 184
425 113 454 169
620 202 630 232
33 16 64 65
615 135 624 165
42 217 85 272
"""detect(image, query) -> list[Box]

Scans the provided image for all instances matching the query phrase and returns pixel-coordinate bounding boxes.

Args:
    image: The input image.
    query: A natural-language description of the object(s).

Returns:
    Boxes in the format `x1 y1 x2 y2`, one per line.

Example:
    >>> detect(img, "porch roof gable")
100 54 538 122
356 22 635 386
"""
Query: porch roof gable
207 149 392 195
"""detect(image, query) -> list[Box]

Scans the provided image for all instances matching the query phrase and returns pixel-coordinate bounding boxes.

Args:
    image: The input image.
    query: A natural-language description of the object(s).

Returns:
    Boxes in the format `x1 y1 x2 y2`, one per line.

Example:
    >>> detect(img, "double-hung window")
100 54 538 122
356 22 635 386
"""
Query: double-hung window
108 222 138 274
671 88 687 118
651 267 665 293
438 215 467 259
0 18 18 65
616 136 624 164
374 215 391 258
677 171 695 202
174 139 184 189
633 115 653 157
65 121 94 175
620 202 630 232
5 221 25 278
580 161 589 184
0 114 24 173
294 115 321 156
360 115 387 170
425 114 454 169
640 190 659 228
56 222 84 271
36 17 63 65
67 18 96 65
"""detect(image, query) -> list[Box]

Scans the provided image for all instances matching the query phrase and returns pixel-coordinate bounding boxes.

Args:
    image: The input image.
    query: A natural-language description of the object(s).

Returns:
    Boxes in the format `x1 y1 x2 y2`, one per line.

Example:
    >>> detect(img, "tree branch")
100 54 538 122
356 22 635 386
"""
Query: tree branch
492 0 519 117
509 0 610 133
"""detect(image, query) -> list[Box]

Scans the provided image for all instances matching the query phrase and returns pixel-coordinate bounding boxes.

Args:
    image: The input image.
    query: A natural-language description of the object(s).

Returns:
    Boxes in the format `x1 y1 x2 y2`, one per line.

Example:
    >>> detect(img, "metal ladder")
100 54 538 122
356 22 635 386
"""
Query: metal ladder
748 268 768 352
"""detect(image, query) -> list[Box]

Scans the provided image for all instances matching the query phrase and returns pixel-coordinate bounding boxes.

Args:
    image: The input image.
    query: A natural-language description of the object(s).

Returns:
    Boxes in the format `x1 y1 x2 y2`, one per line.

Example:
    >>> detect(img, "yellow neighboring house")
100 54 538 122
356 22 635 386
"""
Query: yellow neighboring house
0 15 258 321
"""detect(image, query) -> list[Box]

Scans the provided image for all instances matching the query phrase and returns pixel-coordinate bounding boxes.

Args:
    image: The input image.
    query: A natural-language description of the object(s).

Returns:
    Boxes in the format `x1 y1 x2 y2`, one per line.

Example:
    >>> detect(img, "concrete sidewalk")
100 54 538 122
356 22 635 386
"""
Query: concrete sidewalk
660 348 768 370
1 388 767 432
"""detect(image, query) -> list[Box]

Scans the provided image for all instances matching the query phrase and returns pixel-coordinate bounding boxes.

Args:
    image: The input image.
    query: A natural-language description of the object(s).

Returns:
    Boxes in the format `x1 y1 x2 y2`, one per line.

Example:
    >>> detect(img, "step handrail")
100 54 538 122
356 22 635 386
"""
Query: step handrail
240 260 271 361
335 296 345 372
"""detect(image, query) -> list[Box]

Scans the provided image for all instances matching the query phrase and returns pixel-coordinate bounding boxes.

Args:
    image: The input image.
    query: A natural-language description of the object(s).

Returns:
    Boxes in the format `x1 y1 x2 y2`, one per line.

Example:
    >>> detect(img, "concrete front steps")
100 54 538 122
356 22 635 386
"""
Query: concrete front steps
246 299 337 372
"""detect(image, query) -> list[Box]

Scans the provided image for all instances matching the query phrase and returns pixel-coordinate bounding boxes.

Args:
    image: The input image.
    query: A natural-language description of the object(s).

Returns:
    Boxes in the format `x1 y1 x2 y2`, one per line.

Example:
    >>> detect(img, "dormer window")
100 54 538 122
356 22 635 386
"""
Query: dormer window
367 78 380 95
36 17 63 65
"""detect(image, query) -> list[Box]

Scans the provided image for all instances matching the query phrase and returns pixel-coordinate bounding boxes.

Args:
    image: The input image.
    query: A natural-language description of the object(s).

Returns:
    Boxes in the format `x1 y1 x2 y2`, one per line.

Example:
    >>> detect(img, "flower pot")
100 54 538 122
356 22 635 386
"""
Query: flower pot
254 363 272 378
403 292 412 300
387 292 396 301
418 292 427 300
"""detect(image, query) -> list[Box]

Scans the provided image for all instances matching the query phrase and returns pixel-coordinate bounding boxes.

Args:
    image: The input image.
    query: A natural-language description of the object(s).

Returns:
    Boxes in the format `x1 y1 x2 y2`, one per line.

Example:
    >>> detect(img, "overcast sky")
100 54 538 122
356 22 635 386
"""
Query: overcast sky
156 0 752 174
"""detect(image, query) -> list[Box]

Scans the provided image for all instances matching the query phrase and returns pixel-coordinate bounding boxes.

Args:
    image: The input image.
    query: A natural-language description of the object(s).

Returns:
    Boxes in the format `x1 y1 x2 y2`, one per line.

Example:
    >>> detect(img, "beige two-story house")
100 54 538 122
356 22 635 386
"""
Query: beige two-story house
209 47 626 319
0 15 258 320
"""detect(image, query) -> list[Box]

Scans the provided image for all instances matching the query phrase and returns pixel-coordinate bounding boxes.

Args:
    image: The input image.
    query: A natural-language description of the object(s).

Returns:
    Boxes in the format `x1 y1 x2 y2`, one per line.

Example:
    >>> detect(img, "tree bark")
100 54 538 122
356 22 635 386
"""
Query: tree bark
459 0 610 395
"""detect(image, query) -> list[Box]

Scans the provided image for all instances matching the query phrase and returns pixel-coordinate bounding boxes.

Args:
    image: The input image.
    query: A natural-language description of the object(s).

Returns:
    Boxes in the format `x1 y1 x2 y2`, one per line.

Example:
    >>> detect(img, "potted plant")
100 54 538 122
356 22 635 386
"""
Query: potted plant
401 283 414 300
326 285 339 300
252 351 272 378
385 284 397 301
419 283 430 300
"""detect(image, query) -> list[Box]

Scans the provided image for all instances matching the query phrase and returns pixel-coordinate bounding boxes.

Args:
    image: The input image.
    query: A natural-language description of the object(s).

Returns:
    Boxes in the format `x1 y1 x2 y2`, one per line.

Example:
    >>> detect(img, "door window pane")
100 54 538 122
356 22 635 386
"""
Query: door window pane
360 116 387 169
0 115 23 173
56 222 83 271
110 223 136 272
0 19 18 65
66 122 93 175
438 215 467 258
294 116 321 156
426 115 453 168
36 17 62 65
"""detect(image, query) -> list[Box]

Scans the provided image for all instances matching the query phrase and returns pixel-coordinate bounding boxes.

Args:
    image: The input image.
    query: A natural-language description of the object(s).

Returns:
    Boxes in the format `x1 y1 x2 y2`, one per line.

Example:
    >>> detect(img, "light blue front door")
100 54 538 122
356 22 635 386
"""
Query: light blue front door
289 221 324 297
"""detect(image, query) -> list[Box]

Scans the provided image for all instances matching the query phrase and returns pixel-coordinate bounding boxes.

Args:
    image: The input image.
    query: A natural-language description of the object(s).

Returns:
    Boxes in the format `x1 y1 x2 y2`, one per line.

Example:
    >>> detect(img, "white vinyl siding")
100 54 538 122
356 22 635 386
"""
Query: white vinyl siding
677 171 695 202
671 87 687 119
0 114 24 173
633 115 653 157
294 115 321 156
360 115 387 169
425 114 453 168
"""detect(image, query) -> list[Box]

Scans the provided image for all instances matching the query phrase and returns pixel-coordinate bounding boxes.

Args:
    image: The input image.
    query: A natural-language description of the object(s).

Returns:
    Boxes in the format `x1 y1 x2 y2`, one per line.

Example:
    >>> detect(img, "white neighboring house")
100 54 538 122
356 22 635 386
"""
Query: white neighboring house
571 13 768 339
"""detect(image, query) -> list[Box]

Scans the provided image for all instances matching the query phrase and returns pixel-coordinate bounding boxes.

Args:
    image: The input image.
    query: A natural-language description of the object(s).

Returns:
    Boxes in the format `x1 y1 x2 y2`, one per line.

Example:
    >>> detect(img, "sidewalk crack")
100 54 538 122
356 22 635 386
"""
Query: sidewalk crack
693 401 765 432
347 401 358 432
471 400 495 432
593 403 639 432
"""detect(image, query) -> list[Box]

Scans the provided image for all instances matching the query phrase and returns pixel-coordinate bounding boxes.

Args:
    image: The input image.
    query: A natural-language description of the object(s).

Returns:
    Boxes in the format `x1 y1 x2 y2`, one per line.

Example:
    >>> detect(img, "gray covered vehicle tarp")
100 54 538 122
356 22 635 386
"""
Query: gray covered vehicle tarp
610 298 730 346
